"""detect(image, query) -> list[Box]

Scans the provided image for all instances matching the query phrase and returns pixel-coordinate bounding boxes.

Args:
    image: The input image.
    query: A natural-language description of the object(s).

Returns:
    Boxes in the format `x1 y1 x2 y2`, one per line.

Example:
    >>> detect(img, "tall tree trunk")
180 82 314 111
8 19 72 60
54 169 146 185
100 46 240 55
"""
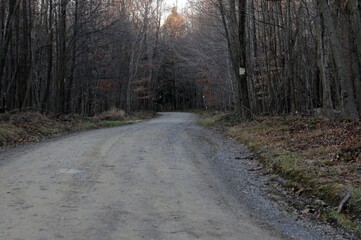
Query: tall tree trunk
287 0 296 113
347 0 361 62
16 0 30 109
0 0 21 107
218 0 241 116
0 0 4 107
57 0 67 113
316 8 333 116
41 0 53 112
238 0 251 118
246 0 258 113
66 0 79 113
126 48 135 114
317 0 359 119
351 43 361 114
346 0 361 115
22 0 34 109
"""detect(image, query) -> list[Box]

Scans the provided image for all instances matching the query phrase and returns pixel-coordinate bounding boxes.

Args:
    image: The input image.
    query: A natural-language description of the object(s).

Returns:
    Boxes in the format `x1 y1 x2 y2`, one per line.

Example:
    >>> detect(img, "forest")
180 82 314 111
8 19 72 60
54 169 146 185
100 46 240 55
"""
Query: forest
0 0 360 119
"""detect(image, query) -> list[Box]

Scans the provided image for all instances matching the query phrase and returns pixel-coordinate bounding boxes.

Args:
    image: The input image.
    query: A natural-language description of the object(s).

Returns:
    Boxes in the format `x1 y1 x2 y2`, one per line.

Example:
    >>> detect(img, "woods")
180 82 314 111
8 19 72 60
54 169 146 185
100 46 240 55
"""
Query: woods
0 0 165 115
187 0 361 119
0 0 360 119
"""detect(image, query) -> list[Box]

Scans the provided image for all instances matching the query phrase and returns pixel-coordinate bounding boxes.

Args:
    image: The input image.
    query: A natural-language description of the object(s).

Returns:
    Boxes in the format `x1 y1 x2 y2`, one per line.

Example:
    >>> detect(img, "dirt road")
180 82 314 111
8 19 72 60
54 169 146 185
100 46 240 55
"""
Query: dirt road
0 113 341 239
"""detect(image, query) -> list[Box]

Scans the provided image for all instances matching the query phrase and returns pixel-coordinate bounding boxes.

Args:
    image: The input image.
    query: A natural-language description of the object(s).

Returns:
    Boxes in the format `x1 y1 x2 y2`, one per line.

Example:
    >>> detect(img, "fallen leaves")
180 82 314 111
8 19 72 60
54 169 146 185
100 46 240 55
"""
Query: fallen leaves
236 116 361 188
224 114 361 236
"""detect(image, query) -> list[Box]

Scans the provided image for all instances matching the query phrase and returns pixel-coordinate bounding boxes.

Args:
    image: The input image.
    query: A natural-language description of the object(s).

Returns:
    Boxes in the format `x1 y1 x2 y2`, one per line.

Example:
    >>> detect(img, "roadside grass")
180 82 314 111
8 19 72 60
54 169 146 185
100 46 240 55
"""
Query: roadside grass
76 121 97 130
196 110 240 127
129 111 158 120
0 124 25 144
196 111 224 126
199 111 361 236
93 108 127 121
198 116 220 126
97 120 130 128
326 211 361 236
0 110 155 148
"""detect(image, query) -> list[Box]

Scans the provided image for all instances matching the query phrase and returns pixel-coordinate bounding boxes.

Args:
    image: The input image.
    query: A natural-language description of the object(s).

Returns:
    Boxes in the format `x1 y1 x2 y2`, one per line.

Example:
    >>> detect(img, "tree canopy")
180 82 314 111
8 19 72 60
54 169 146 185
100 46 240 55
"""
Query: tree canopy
0 0 360 119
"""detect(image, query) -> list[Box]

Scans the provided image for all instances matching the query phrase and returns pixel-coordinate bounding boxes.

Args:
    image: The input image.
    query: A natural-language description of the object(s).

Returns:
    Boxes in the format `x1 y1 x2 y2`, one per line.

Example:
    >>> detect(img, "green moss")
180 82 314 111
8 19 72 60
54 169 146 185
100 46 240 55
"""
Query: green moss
315 183 345 205
326 210 361 234
348 188 361 216
351 188 361 200
273 152 315 185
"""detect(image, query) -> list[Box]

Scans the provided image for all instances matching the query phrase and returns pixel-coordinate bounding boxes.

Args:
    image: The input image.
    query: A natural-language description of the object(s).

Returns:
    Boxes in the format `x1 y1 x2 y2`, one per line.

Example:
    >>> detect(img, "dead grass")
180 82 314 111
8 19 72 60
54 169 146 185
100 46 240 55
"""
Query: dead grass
97 120 129 128
129 111 158 120
197 111 223 126
0 110 155 148
94 108 127 121
199 111 361 235
0 124 25 144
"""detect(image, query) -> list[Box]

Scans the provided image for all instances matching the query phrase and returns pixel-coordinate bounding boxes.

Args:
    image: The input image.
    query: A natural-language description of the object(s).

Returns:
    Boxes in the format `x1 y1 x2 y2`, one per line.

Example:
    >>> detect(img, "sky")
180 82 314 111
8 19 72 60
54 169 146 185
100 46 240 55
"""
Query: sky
164 0 189 10
162 0 189 24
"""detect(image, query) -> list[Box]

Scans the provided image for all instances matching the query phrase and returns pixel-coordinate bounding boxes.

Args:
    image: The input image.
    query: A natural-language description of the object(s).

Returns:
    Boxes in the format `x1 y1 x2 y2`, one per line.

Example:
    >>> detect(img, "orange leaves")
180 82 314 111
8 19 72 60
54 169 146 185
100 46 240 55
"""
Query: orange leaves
162 7 186 38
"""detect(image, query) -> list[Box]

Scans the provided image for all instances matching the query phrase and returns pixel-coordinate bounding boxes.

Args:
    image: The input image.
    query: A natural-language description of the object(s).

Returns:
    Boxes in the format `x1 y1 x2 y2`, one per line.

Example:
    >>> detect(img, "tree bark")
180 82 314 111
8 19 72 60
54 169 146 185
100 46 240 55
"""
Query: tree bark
57 0 67 113
66 0 79 113
238 0 251 118
347 0 361 62
317 0 359 119
316 8 333 116
218 0 241 116
0 0 21 103
41 0 53 112
347 0 361 115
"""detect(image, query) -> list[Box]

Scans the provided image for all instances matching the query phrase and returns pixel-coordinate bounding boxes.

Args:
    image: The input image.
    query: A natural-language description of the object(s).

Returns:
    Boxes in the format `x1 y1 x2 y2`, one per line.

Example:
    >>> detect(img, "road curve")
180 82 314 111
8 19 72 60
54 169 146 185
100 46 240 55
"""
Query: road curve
0 112 338 239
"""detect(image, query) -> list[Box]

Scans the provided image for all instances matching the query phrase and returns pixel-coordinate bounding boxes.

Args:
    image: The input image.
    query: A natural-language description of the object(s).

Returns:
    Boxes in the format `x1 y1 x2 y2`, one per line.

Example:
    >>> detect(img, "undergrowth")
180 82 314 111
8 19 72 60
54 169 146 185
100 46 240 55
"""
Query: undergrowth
0 109 154 148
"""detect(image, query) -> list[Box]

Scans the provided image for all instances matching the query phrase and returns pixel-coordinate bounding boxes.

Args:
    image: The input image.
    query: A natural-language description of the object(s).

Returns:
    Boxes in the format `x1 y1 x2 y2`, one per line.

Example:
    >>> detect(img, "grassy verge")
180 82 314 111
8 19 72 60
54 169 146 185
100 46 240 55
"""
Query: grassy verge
0 109 155 149
199 111 361 236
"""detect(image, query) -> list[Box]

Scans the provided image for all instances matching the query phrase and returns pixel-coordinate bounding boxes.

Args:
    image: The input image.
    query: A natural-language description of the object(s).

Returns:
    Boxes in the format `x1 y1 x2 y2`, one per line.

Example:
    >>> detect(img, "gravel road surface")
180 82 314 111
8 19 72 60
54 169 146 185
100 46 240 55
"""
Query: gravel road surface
0 112 343 239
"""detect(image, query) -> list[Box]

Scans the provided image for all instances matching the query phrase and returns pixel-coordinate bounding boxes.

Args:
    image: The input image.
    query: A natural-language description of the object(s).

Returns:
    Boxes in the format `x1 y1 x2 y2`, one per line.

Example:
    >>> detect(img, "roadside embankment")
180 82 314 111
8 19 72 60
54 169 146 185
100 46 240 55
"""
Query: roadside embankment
0 109 155 149
199 111 361 237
